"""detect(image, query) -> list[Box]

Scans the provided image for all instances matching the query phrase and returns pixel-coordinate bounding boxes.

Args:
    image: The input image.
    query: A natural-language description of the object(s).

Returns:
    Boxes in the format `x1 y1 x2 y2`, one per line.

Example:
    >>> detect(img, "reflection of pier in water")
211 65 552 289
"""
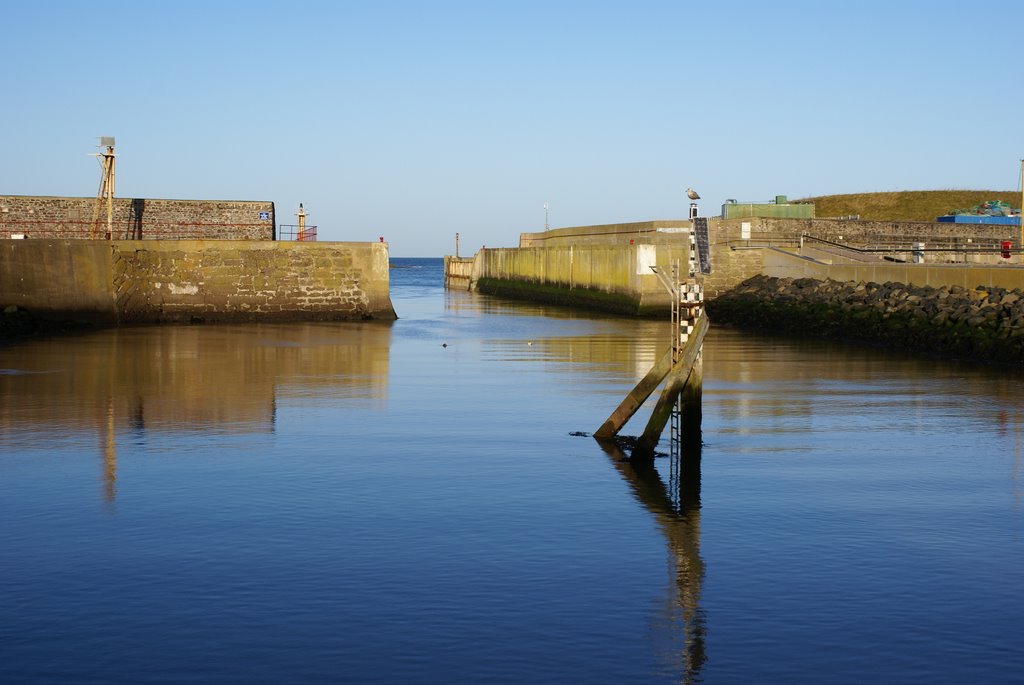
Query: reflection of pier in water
454 280 708 678
598 405 707 682
0 323 392 501
446 287 672 387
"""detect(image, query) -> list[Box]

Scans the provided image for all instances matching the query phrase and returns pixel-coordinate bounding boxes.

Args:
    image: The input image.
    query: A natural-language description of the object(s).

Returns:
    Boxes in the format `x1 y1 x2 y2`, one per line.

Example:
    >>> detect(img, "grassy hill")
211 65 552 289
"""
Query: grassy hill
794 190 1021 222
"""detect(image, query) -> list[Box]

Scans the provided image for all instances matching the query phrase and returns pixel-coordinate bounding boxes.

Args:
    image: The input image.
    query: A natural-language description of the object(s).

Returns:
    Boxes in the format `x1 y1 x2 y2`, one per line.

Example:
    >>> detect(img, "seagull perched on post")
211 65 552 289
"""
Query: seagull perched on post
686 188 701 200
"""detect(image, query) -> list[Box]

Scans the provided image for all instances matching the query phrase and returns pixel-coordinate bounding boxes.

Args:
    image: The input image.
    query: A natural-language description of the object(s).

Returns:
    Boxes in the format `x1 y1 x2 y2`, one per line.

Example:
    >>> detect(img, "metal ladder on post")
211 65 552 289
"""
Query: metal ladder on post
670 231 703 465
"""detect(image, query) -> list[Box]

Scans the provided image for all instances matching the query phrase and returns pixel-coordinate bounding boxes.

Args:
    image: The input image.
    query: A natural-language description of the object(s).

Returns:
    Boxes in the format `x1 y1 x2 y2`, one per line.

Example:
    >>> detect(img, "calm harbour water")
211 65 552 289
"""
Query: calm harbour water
1 257 1022 684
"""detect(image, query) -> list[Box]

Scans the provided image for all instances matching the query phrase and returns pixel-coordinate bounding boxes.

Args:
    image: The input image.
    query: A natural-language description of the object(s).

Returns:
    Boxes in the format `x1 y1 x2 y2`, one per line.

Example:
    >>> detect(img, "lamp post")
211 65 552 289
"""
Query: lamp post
544 202 549 231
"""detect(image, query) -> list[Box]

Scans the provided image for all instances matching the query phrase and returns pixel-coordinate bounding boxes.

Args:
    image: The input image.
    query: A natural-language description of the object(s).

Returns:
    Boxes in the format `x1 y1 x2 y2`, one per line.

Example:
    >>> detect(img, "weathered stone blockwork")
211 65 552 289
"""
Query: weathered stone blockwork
763 247 1024 291
705 216 1021 296
753 217 1018 247
1 240 395 324
1 195 275 240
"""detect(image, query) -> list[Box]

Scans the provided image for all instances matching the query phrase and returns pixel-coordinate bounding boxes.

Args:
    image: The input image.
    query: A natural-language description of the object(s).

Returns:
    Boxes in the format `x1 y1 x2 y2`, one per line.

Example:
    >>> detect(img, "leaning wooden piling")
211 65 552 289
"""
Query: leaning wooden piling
593 347 674 440
594 312 708 442
634 356 703 458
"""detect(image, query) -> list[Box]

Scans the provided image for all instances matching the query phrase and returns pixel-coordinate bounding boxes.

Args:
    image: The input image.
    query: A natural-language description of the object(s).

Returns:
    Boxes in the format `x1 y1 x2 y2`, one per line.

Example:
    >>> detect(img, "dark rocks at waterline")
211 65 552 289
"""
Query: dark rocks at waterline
0 306 94 344
707 275 1024 364
1 306 41 340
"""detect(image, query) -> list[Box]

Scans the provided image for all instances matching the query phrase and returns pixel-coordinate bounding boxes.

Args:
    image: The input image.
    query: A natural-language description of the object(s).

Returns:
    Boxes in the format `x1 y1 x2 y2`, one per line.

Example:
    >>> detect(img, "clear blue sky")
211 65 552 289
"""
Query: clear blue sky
2 0 1022 256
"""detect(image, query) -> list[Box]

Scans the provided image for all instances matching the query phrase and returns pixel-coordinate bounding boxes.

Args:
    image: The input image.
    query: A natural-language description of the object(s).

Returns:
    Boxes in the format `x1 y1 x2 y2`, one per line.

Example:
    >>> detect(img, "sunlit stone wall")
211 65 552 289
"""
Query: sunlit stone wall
474 242 693 316
0 239 395 323
0 195 275 240
514 218 1022 302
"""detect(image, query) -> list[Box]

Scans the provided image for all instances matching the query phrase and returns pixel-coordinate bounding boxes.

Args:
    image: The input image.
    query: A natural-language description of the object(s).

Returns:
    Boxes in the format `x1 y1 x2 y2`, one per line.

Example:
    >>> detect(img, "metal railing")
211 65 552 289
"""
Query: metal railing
801 234 1019 264
278 224 318 241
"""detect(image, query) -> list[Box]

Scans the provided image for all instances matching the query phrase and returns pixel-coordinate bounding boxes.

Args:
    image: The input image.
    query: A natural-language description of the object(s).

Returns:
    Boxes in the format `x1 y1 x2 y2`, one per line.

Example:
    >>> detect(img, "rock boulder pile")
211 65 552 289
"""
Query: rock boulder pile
708 275 1024 363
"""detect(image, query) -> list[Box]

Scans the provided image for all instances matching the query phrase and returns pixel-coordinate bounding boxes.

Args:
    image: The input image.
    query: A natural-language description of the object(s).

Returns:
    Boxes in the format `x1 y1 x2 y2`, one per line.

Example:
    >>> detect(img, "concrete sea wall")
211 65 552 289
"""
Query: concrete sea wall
446 218 1024 357
763 247 1024 291
710 274 1024 363
1 239 395 325
1 195 275 240
470 242 694 316
517 218 1024 301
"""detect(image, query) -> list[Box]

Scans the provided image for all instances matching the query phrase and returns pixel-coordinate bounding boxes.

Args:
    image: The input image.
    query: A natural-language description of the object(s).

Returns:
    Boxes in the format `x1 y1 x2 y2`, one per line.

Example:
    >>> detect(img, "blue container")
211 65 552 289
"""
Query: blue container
936 215 1021 225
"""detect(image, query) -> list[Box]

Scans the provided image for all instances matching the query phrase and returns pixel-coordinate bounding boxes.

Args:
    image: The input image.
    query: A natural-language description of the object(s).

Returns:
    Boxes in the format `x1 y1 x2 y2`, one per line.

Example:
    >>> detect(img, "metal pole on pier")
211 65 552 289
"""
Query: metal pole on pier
91 137 116 239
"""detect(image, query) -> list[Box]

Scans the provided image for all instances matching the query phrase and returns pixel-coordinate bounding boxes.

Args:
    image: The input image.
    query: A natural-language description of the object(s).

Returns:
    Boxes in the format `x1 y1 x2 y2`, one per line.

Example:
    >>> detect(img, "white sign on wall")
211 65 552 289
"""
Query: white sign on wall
636 244 657 275
741 222 751 240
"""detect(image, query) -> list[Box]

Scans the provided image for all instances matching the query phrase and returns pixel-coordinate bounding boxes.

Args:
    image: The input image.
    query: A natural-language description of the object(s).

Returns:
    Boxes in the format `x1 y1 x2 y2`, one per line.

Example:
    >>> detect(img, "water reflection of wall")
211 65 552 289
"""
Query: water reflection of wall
705 327 1024 430
0 322 392 500
447 288 673 386
482 334 663 384
0 323 392 434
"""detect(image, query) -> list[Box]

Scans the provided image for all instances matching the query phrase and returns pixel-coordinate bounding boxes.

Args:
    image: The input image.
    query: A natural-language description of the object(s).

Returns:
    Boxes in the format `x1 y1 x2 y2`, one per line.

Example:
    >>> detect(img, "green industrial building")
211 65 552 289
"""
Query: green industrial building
721 195 815 220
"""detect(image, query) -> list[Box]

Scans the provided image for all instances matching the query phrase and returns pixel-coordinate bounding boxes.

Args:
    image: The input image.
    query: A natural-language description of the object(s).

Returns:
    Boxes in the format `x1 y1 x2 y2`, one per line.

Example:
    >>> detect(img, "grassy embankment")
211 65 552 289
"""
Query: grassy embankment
795 190 1020 221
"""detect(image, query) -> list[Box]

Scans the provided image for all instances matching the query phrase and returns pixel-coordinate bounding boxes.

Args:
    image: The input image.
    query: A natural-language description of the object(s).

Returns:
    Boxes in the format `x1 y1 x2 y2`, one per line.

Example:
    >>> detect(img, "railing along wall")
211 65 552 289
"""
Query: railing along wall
801 234 1020 264
278 224 318 241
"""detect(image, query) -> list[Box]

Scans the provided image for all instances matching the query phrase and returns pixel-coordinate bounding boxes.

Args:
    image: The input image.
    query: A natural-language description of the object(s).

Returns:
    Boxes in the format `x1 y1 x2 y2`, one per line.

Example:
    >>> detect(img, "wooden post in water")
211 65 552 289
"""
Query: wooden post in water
595 271 707 458
633 313 705 459
593 347 674 440
678 358 703 449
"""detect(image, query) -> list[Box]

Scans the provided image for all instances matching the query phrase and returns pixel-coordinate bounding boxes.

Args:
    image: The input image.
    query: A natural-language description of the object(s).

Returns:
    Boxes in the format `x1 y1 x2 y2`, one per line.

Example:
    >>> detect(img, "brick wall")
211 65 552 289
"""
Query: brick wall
0 195 275 240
